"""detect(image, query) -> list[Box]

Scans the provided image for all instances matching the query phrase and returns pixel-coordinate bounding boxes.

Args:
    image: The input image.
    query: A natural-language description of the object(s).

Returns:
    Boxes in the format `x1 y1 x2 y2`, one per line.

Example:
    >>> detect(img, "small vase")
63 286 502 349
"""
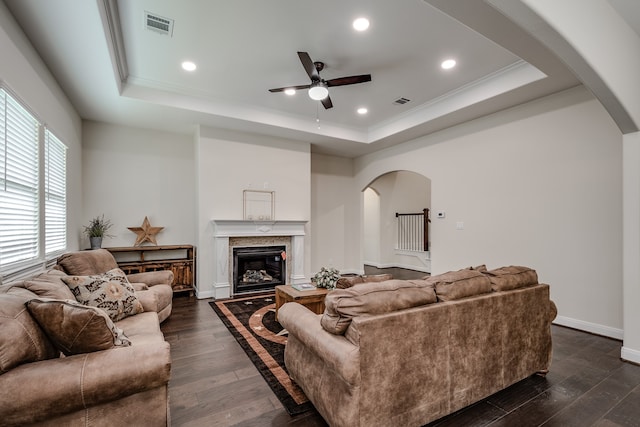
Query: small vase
89 236 103 250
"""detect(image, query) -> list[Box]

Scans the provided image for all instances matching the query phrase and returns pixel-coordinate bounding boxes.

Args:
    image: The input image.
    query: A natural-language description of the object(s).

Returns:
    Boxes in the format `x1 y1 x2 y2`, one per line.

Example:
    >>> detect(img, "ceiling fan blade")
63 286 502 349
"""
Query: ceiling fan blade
326 74 372 87
268 84 311 93
298 51 319 81
321 95 333 109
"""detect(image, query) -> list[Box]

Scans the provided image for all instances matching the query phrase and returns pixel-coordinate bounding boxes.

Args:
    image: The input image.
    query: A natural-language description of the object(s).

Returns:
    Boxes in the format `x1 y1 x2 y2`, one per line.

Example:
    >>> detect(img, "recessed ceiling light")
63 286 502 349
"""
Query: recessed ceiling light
353 17 370 31
441 59 456 70
284 88 296 96
357 107 368 115
181 61 197 71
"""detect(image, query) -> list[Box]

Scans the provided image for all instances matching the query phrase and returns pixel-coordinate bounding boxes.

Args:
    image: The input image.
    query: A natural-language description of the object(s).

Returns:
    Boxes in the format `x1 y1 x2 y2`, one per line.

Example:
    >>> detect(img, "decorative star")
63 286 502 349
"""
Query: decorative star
128 216 164 246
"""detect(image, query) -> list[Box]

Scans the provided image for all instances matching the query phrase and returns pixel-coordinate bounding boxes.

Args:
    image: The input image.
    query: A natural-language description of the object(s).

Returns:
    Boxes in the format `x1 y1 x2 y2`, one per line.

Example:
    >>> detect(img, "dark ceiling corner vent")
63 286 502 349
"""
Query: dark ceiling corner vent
144 11 174 36
393 97 411 105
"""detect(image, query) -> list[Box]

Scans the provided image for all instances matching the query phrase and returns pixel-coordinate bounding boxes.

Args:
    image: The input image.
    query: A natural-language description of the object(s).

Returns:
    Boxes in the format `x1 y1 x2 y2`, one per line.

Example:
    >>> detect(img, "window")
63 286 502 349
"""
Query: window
44 131 67 255
0 87 67 273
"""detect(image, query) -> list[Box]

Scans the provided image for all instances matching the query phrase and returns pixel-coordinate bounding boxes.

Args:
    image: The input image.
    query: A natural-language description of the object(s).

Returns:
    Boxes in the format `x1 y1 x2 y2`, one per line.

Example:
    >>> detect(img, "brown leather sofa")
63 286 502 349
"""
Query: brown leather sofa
279 266 557 427
0 250 174 426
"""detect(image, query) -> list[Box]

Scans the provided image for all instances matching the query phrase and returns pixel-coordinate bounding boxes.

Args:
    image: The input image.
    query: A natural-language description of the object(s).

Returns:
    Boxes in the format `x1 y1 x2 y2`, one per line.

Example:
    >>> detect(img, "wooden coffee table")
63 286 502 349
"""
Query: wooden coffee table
275 285 329 320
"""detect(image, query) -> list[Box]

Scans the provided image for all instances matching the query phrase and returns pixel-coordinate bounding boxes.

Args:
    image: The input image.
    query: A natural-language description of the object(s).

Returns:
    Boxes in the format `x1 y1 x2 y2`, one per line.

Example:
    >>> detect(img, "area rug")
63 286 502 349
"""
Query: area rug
209 294 313 415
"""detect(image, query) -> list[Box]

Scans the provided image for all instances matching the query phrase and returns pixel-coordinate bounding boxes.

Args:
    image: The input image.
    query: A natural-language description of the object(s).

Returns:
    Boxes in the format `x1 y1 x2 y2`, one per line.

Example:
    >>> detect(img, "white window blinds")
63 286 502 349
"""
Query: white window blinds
0 89 40 266
45 130 67 255
0 87 68 271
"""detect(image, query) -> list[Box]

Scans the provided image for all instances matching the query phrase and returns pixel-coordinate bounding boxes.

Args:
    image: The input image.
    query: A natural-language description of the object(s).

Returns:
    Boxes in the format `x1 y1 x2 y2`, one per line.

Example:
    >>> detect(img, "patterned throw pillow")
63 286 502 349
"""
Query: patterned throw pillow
62 268 144 321
26 298 131 356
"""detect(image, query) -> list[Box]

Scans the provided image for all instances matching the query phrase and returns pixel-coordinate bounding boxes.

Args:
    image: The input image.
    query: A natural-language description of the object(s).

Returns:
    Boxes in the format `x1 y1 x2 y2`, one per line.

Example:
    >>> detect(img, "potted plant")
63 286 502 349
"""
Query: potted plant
83 214 113 249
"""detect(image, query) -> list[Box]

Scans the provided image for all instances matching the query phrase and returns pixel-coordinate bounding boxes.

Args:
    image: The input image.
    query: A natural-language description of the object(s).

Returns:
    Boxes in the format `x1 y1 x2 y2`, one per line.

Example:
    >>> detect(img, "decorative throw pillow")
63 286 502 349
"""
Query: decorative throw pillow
0 292 58 374
26 298 131 356
62 268 144 321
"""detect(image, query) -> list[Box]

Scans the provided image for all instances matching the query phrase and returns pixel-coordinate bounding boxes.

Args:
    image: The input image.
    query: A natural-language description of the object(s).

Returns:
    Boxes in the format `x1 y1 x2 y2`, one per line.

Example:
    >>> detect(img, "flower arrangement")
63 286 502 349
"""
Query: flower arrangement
311 266 341 290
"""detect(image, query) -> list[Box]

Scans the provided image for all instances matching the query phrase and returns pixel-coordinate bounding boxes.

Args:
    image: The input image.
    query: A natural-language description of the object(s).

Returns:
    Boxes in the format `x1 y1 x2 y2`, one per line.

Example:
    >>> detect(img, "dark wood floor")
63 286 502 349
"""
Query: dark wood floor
162 294 640 427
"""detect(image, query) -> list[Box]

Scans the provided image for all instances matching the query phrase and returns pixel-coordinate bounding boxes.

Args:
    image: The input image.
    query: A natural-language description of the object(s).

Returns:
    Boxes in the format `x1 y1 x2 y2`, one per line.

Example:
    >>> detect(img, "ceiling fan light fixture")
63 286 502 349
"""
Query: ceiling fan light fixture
357 107 368 115
284 88 296 95
308 82 329 100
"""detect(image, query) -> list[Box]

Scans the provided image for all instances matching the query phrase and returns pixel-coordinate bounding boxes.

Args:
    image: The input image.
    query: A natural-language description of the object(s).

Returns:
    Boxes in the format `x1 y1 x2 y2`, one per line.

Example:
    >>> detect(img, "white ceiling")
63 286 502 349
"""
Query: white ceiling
2 0 637 157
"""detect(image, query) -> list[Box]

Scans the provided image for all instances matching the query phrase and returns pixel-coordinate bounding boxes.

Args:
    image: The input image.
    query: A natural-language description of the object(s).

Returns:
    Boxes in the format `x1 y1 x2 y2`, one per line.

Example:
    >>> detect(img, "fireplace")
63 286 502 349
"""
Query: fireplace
211 220 307 299
233 245 286 293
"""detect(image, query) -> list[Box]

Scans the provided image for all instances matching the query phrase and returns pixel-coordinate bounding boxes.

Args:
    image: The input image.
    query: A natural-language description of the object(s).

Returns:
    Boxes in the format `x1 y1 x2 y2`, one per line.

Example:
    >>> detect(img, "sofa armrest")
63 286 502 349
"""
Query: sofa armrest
0 341 171 426
126 270 174 287
278 302 360 385
549 299 558 322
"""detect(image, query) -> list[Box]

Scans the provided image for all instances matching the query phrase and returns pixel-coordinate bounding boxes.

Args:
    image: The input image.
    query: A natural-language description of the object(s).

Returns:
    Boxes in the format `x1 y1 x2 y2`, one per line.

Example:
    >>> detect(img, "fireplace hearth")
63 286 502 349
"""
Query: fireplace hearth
233 245 286 293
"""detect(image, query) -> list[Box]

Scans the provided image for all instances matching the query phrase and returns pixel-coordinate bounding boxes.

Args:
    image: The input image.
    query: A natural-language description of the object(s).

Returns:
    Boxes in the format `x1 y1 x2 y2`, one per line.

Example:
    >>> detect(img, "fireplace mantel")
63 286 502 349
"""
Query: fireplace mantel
211 219 308 298
212 220 307 237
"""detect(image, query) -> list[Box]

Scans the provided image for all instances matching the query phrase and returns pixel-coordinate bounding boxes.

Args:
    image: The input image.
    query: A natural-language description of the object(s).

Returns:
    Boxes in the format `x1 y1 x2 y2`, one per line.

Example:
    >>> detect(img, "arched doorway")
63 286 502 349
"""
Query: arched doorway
363 170 431 275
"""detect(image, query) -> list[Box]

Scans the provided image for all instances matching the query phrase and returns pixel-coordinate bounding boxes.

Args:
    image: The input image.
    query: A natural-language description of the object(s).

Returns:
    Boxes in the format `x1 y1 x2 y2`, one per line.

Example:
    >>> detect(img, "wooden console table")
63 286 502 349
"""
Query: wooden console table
105 245 195 295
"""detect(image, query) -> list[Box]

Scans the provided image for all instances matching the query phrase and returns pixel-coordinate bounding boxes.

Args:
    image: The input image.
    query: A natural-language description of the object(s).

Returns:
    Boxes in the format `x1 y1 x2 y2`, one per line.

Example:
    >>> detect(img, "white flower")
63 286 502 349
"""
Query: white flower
312 266 340 290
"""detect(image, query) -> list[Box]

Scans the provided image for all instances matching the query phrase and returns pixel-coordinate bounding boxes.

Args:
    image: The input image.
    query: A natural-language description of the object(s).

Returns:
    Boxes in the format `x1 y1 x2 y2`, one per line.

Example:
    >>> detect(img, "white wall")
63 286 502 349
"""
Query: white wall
196 127 311 298
82 121 196 249
513 0 640 368
334 86 622 336
0 3 82 252
363 188 380 266
310 153 360 274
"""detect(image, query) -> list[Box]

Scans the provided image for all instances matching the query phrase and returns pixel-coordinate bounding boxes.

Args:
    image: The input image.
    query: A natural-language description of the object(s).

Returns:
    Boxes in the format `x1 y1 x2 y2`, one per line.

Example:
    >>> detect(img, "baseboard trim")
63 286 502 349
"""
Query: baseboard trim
195 288 215 299
553 315 623 340
621 346 640 364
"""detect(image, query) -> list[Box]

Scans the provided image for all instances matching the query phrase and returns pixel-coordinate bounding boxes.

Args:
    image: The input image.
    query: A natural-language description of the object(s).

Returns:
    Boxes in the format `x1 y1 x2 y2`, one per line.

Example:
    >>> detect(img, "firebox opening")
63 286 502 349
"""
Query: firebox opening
233 245 286 294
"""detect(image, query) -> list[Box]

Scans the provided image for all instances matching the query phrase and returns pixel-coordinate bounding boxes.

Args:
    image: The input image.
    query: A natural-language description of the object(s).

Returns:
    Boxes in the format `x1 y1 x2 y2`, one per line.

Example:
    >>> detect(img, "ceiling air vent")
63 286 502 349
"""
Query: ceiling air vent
393 97 411 105
145 11 174 36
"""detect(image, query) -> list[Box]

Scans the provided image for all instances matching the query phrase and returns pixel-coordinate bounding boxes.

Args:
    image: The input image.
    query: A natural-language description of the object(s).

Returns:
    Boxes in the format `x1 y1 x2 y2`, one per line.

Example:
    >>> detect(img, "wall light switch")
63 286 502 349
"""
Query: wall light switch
456 222 464 230
437 211 446 219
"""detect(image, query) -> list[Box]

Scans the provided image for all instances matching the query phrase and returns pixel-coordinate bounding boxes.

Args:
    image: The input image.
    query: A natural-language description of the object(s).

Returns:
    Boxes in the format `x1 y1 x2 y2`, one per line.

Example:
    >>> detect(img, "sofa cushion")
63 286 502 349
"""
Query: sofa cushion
335 274 393 289
57 249 119 276
20 269 76 300
483 266 538 291
430 269 492 301
361 273 394 283
62 268 144 321
0 291 58 375
336 276 364 289
26 298 131 356
321 279 437 335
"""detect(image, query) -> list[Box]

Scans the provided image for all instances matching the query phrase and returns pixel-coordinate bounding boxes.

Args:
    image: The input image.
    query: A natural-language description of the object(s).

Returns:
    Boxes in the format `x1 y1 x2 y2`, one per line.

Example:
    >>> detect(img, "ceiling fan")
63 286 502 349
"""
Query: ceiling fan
268 52 372 109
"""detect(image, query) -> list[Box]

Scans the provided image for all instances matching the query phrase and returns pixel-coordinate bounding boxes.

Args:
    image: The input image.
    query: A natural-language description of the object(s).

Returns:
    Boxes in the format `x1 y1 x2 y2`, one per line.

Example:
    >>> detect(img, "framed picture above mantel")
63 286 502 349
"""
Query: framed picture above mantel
243 190 275 221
